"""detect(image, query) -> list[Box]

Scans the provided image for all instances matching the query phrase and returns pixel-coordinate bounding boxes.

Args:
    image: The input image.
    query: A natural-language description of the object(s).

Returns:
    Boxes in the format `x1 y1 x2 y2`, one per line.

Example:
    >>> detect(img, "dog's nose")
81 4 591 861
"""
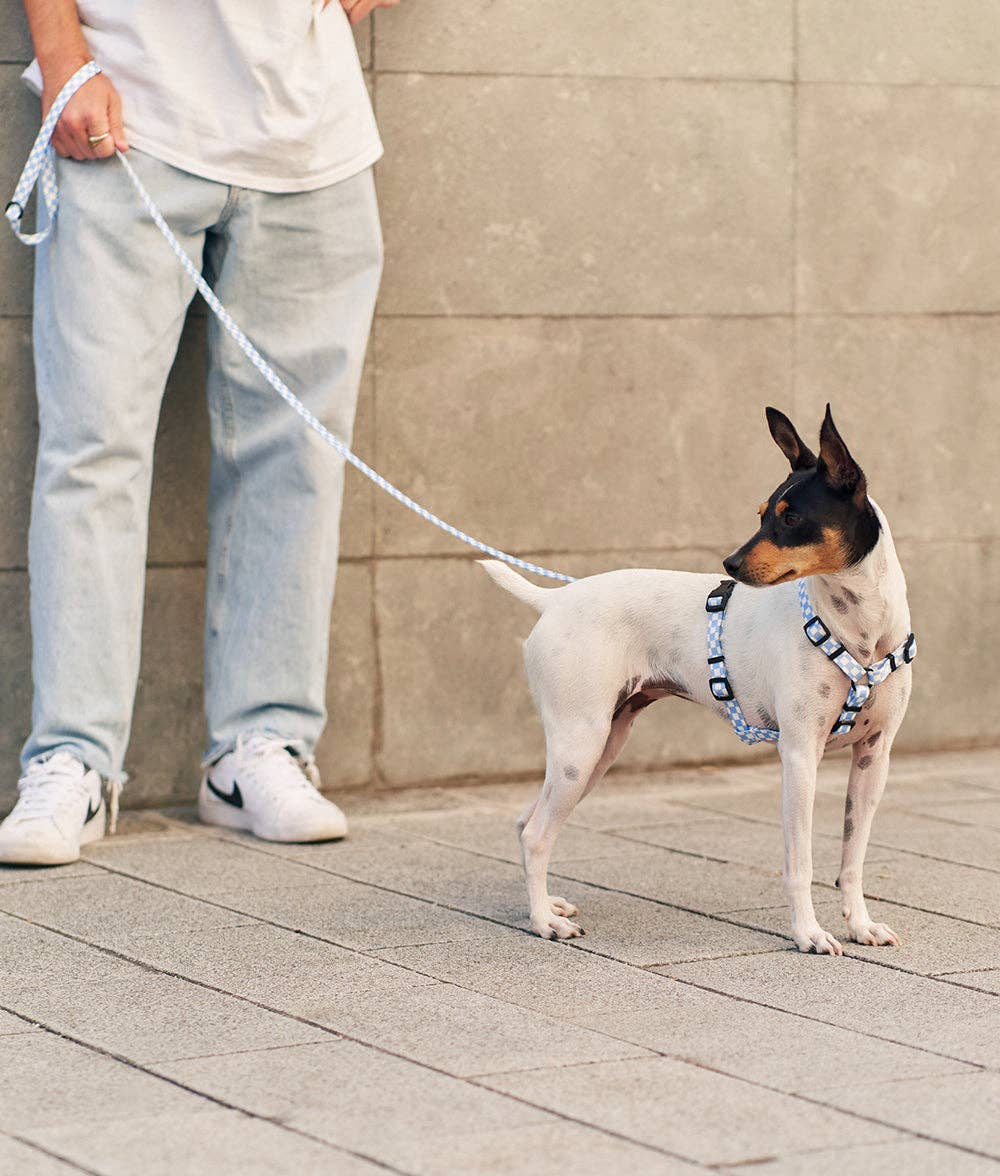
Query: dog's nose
723 553 742 578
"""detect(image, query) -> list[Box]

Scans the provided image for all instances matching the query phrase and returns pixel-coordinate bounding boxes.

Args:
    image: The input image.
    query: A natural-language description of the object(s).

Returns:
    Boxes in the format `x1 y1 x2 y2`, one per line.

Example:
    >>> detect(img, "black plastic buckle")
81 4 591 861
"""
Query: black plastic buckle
831 719 856 734
706 579 736 613
710 677 734 701
803 616 830 646
825 643 847 663
903 634 915 663
842 703 864 714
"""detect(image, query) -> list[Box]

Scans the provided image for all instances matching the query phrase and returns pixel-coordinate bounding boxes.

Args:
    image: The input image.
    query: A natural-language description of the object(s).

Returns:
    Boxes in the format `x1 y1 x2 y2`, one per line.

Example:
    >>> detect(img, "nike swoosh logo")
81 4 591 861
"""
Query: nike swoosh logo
84 797 102 824
207 777 243 809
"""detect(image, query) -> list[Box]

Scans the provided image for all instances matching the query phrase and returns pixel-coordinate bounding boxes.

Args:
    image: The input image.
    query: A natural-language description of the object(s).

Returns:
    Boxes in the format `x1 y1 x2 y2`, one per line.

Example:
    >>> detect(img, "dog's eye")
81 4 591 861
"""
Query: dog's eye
783 512 801 527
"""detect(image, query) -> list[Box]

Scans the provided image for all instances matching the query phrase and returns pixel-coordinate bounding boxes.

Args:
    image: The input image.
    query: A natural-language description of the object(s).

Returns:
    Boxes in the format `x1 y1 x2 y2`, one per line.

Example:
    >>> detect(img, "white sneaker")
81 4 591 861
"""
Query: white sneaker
198 733 348 843
0 752 106 865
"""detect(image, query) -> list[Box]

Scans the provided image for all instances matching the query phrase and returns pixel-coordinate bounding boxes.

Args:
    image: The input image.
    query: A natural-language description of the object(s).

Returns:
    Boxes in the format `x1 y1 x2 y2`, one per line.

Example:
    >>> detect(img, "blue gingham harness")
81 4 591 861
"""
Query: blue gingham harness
705 578 916 746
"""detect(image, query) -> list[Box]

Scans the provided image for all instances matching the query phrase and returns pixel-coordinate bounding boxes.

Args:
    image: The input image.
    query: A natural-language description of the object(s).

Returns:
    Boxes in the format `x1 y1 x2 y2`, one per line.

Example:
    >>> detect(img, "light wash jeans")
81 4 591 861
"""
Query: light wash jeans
23 149 383 783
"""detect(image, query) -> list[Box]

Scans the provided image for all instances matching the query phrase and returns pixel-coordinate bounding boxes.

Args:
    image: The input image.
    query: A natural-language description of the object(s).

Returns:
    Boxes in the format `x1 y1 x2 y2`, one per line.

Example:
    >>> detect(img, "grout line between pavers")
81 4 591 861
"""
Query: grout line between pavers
76 841 1000 1083
0 907 708 1170
0 1003 410 1176
3 1131 102 1176
11 832 997 1161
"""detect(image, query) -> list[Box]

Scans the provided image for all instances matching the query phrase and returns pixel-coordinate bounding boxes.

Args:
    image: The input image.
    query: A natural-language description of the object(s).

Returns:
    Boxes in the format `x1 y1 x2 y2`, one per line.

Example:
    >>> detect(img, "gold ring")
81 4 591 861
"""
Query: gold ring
87 131 111 146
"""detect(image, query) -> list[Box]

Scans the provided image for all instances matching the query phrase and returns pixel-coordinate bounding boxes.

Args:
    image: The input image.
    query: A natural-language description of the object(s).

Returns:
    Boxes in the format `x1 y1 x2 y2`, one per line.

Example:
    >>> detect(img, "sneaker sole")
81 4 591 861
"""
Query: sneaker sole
0 809 105 866
197 787 347 844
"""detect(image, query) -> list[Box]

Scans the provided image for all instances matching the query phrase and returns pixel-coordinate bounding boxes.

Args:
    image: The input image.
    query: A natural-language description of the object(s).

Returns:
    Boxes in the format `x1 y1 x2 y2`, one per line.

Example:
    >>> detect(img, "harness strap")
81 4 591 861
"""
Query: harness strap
705 579 779 746
706 578 916 746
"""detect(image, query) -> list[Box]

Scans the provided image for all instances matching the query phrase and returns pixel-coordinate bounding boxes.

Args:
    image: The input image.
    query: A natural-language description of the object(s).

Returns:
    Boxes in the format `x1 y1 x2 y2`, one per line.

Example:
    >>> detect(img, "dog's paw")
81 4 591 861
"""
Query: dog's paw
793 924 844 955
532 914 585 940
549 896 578 918
847 920 899 947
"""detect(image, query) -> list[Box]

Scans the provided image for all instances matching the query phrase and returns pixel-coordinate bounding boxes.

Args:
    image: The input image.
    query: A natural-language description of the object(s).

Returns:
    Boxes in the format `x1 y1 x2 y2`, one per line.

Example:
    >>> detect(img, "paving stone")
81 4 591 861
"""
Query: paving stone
6 970 328 1066
660 952 1000 1068
208 878 506 952
815 1071 1000 1160
392 1119 700 1176
154 1039 552 1172
482 1056 896 1166
799 85 1000 313
277 980 654 1077
378 933 975 1095
858 855 1000 928
116 922 438 1016
553 844 788 914
0 1032 205 1131
264 827 786 963
86 834 332 893
729 900 1000 977
0 4 32 61
0 1134 87 1175
609 815 897 871
0 860 103 887
799 0 1000 85
375 0 792 79
0 66 38 316
26 1109 386 1176
727 1137 998 1176
899 798 1000 831
0 1008 37 1036
0 873 249 948
0 912 139 984
383 805 634 864
860 809 1000 872
940 970 1000 995
378 75 792 315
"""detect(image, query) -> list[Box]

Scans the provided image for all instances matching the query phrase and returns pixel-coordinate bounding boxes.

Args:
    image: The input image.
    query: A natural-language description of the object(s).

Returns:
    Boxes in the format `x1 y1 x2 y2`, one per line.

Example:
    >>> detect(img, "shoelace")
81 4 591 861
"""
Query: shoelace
236 734 323 800
16 755 93 820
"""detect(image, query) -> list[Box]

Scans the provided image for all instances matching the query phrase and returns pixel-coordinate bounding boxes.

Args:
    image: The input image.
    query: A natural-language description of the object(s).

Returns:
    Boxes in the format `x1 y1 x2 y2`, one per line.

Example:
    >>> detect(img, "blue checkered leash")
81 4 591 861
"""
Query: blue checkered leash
706 578 916 746
6 61 576 585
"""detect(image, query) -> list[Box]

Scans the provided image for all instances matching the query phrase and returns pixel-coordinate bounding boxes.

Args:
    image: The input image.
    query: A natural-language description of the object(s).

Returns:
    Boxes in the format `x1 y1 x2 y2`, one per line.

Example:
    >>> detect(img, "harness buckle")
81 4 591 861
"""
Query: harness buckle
706 579 737 613
710 677 735 702
903 633 916 663
832 720 856 734
803 616 830 646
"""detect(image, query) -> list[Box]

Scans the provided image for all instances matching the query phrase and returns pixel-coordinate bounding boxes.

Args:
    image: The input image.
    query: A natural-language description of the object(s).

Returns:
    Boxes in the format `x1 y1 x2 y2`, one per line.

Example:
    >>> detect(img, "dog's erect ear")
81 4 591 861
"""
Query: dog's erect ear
765 406 817 471
818 403 866 499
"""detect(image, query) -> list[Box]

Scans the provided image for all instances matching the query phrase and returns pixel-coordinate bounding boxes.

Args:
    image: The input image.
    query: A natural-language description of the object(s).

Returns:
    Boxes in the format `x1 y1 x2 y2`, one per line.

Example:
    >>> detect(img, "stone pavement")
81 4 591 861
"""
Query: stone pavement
0 748 998 1175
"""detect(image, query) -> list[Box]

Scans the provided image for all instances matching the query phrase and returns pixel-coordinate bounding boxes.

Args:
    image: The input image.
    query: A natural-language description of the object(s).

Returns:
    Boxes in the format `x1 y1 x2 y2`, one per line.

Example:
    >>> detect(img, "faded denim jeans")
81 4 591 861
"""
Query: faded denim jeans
23 149 383 783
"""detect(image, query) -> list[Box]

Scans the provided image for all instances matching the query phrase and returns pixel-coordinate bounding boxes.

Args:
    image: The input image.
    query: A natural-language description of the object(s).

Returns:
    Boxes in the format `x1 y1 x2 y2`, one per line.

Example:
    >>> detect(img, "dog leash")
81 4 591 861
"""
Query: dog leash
6 61 576 584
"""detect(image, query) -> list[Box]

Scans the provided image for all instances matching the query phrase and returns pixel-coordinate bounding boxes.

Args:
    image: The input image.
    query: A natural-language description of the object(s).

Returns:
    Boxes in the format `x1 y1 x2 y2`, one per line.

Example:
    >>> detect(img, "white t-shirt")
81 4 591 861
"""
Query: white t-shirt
24 0 382 193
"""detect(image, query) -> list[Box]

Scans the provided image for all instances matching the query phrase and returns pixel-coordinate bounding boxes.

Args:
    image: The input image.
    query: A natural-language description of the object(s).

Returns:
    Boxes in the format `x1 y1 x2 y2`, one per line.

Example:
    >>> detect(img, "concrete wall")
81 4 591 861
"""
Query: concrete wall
2 3 999 808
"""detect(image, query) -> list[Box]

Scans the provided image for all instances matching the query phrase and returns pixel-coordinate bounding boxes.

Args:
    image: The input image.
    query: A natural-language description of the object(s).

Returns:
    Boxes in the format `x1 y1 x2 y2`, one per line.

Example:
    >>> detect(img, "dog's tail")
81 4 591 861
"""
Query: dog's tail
477 560 561 613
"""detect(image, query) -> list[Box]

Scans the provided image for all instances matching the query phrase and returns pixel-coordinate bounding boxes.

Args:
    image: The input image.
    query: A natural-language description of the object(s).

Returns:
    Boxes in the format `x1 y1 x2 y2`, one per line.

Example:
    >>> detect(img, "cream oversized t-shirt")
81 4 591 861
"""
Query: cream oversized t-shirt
24 0 382 192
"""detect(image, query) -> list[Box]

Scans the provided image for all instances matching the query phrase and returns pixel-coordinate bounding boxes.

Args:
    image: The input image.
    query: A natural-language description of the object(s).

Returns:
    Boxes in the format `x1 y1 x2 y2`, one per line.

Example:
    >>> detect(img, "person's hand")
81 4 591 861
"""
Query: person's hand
337 0 400 27
41 60 128 161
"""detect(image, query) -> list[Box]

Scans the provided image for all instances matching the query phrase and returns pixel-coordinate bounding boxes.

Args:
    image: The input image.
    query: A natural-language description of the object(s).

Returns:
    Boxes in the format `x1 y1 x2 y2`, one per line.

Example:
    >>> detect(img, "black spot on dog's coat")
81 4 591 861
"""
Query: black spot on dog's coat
857 754 874 770
831 595 849 614
866 730 882 747
819 682 832 698
563 765 580 781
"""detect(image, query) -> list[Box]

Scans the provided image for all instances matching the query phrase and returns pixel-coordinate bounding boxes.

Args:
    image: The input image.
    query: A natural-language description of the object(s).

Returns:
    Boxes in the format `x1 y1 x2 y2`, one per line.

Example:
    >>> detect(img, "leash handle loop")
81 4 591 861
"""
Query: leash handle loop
6 60 102 245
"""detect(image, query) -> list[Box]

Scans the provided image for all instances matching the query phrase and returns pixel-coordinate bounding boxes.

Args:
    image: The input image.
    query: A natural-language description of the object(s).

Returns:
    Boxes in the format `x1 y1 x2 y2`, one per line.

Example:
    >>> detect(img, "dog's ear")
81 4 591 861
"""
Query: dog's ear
765 406 817 471
818 403 866 500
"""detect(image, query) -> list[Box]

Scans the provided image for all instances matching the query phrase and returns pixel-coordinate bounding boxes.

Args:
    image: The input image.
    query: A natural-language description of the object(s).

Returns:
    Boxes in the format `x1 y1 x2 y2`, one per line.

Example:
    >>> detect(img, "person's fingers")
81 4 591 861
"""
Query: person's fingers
50 125 73 159
347 0 379 24
108 90 128 152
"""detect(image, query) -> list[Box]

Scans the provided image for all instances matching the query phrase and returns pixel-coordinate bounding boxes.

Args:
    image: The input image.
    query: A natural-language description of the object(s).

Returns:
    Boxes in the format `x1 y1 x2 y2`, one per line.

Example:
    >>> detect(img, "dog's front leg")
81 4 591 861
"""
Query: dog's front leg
839 739 899 946
779 741 843 955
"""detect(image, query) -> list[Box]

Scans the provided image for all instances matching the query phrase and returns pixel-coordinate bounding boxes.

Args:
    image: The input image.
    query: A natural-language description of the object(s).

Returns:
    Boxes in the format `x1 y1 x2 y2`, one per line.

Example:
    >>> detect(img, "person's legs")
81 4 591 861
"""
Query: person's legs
21 150 229 784
201 166 383 762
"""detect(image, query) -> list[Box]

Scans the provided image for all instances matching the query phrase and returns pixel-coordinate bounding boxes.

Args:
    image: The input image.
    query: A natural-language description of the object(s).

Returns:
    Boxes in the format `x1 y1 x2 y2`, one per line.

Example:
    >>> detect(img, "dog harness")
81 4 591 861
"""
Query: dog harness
705 579 916 746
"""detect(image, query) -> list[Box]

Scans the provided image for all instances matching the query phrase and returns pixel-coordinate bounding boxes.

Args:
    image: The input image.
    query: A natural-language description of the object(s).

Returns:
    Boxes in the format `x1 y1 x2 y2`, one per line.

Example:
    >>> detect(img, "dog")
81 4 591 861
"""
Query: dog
480 406 914 955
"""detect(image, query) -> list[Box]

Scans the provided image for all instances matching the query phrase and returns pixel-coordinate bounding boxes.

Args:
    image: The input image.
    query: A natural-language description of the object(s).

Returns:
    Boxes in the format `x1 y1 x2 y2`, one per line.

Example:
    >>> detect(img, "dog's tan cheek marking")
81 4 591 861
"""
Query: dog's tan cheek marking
775 499 789 517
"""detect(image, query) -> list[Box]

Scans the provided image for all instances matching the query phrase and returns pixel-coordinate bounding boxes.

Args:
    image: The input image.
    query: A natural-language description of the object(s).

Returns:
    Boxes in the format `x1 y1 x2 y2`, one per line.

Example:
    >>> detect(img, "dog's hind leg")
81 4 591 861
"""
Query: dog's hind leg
520 717 613 940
